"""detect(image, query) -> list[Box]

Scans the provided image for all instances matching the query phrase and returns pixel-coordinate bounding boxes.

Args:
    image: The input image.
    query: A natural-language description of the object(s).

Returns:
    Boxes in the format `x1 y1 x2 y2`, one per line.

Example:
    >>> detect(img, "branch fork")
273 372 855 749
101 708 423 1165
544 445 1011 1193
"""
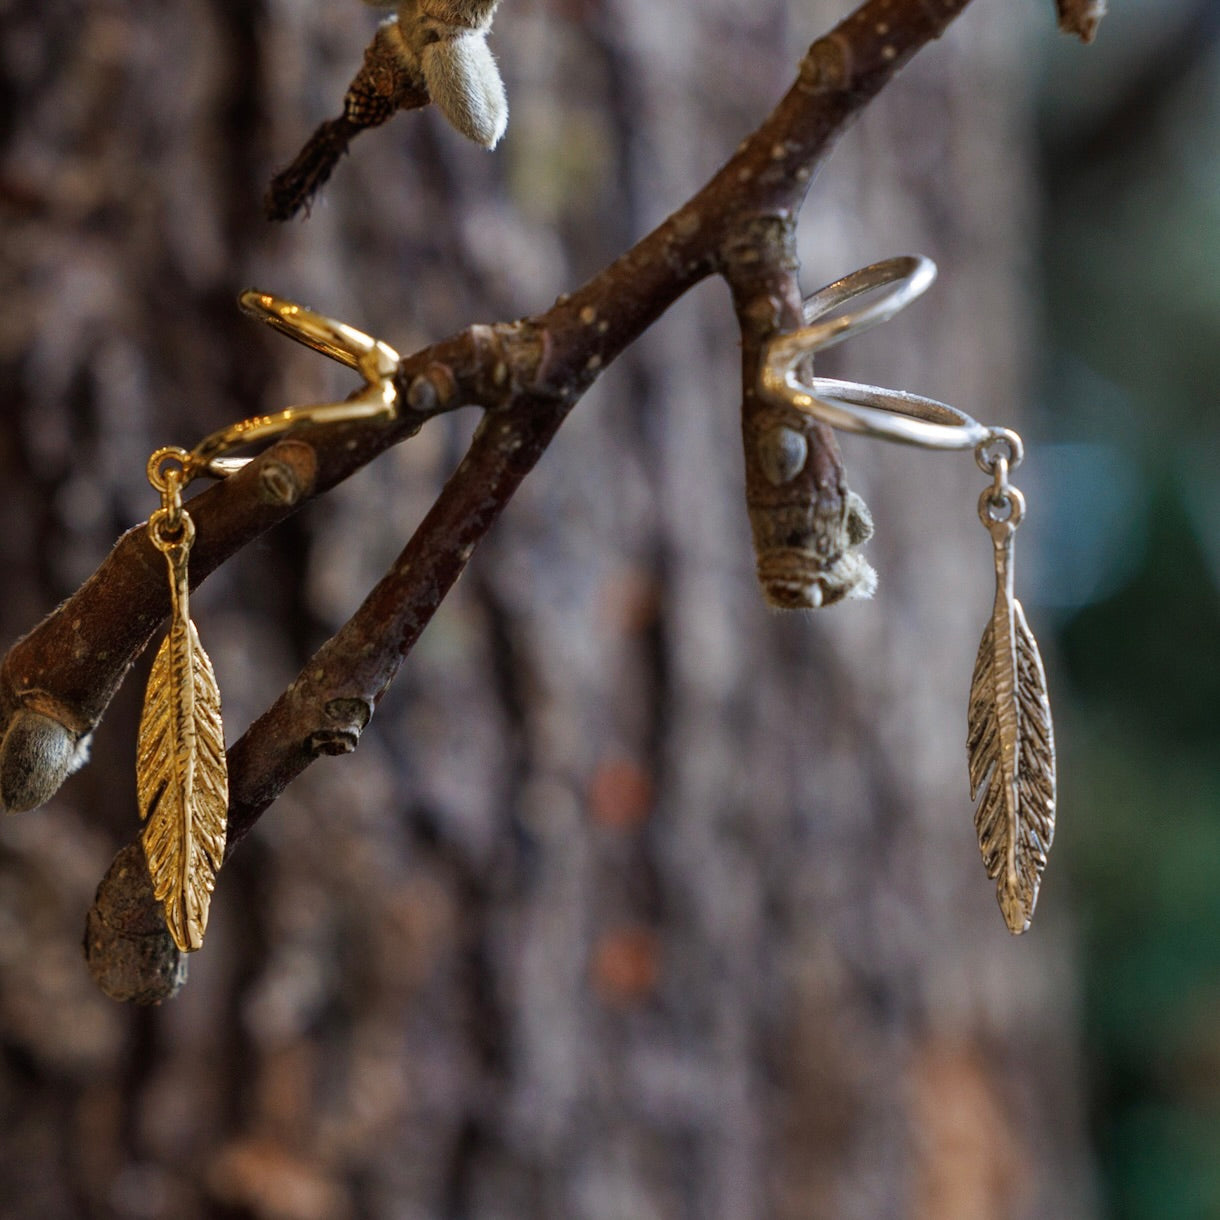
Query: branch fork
2 0 1102 999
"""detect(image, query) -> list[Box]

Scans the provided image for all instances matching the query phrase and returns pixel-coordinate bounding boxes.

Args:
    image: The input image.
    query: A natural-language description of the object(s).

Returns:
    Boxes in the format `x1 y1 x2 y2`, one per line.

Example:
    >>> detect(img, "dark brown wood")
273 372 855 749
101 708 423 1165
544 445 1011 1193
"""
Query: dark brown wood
1056 0 1107 42
0 1 1097 1216
2 0 975 830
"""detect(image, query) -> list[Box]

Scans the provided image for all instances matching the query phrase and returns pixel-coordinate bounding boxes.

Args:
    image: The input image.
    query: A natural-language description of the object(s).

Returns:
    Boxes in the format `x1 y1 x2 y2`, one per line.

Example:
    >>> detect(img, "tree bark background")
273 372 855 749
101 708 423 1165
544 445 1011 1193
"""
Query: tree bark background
0 1 1095 1217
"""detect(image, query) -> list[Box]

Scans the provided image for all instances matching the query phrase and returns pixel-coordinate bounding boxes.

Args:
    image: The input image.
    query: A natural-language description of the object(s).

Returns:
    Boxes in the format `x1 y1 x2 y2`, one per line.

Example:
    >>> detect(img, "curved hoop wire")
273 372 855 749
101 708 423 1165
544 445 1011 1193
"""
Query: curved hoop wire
760 255 1005 451
178 291 401 482
783 377 992 450
798 255 937 353
237 290 400 383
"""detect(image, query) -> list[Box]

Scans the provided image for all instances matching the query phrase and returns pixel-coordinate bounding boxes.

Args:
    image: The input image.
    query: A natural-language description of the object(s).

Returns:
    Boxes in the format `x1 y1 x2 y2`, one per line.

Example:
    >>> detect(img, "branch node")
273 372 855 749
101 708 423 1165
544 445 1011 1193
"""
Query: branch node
406 374 439 413
307 697 375 757
256 442 318 508
425 362 458 407
799 34 851 94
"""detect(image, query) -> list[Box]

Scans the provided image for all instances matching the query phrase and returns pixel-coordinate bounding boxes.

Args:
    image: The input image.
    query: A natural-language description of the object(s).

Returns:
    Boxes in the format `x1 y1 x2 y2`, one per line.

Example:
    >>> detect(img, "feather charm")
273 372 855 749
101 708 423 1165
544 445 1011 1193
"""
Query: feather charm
137 510 228 952
966 483 1056 934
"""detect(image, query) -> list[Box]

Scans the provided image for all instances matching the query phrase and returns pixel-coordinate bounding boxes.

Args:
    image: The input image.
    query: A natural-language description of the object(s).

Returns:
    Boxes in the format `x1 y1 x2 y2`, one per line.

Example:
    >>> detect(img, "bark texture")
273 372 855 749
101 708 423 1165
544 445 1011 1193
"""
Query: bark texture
0 1 1093 1217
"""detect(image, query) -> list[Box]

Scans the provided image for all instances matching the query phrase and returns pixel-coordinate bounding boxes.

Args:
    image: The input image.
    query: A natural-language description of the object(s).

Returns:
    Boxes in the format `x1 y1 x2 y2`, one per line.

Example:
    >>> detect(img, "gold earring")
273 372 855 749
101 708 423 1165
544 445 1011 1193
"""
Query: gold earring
134 291 401 952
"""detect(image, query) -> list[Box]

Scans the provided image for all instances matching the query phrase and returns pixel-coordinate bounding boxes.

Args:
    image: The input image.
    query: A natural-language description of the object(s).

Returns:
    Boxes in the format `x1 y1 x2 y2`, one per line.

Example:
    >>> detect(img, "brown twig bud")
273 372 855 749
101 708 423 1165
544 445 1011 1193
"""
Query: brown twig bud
1055 0 1106 42
743 401 877 609
83 844 188 1005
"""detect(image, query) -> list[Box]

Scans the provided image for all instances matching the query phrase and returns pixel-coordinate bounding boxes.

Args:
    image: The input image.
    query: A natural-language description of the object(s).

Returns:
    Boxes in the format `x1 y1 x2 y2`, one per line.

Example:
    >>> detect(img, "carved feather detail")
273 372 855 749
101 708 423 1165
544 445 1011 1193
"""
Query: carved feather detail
967 560 1056 934
137 544 227 953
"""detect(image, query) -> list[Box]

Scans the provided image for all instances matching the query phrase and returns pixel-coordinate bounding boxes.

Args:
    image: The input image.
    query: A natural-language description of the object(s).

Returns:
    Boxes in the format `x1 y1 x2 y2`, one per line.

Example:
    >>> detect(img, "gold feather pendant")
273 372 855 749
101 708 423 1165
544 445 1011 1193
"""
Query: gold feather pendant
966 463 1056 934
138 501 228 953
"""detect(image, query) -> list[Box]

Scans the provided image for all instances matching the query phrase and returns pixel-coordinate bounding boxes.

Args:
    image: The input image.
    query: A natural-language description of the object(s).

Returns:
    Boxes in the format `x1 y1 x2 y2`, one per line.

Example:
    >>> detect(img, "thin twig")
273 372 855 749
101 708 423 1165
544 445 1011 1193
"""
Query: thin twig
265 19 431 220
1055 0 1106 43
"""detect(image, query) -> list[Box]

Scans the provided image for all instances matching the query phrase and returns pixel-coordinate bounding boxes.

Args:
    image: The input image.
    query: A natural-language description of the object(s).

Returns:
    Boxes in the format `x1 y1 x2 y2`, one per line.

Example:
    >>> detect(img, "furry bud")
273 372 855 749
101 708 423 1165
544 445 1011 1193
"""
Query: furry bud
421 34 507 148
391 0 508 148
266 0 506 217
417 0 501 28
0 709 91 813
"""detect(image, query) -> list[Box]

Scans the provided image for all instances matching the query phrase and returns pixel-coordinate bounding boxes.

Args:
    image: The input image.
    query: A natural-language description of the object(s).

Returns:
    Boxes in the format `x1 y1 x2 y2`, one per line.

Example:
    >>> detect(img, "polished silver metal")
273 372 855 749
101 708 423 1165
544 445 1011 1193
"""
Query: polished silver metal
766 374 994 450
756 257 1058 933
799 254 937 351
762 254 1001 450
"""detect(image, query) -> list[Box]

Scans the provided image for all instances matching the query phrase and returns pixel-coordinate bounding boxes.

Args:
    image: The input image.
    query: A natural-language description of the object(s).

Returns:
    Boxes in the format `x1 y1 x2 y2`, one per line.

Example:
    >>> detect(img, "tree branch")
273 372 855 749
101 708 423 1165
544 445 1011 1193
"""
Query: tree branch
1 0 988 996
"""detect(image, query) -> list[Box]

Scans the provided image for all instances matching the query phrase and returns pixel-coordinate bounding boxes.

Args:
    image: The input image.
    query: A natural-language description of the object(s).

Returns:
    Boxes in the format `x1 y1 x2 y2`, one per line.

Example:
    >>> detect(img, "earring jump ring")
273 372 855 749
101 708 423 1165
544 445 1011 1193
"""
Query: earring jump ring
975 427 1024 474
146 446 192 491
147 504 196 553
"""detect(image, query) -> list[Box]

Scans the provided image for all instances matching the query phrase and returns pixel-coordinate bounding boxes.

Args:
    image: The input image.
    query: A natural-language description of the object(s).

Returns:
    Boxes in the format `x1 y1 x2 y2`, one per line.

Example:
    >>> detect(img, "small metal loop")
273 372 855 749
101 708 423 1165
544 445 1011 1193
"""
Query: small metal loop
988 452 1010 503
978 483 1025 530
146 446 196 495
974 427 1024 475
148 505 196 554
798 255 938 353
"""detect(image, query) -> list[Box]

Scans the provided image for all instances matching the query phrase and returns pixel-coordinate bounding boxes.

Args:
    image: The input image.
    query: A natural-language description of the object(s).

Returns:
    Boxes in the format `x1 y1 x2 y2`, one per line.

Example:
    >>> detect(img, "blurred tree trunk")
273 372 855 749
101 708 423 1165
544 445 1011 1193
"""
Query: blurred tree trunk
0 1 1095 1217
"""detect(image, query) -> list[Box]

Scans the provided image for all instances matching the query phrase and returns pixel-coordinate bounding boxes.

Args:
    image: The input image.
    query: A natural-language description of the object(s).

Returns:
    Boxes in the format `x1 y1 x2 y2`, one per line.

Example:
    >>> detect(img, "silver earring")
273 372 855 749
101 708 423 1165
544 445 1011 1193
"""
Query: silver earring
759 258 1056 933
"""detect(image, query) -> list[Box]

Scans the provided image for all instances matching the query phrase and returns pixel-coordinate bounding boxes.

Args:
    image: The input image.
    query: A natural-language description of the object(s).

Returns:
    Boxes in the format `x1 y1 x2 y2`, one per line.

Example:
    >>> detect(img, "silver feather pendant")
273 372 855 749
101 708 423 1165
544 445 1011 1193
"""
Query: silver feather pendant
966 472 1056 934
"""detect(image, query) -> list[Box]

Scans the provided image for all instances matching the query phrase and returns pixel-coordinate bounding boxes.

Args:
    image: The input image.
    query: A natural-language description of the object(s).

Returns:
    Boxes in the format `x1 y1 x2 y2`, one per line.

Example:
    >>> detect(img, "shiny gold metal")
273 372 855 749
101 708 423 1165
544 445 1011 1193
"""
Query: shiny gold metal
138 460 228 953
967 435 1056 934
132 293 401 950
187 291 401 478
236 289 400 381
